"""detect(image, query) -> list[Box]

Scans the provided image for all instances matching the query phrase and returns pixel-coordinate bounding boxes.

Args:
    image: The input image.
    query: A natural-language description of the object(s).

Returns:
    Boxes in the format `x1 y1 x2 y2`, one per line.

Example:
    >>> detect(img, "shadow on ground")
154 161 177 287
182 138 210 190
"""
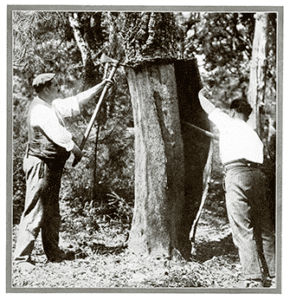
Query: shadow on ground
193 233 239 263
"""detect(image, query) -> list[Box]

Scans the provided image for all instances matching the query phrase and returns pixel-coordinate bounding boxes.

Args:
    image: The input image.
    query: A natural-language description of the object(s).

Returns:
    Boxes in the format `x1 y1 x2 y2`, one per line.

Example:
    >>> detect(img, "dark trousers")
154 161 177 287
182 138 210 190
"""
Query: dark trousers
14 155 65 262
224 167 275 280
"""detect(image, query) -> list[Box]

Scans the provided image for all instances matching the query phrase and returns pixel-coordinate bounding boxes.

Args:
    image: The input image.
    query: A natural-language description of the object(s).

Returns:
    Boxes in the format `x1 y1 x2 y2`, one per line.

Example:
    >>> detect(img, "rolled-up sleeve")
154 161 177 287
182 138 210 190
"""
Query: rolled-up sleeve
52 96 80 118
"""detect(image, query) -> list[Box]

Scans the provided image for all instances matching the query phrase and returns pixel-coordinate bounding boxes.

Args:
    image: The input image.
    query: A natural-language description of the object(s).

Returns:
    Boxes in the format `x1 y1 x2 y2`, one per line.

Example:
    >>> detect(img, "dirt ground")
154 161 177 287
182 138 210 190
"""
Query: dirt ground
10 207 246 290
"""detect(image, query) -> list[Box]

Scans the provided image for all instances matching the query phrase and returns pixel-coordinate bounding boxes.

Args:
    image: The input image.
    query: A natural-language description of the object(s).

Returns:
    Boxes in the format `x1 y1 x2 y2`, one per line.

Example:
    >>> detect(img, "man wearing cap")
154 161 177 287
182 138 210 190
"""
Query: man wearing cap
14 73 113 271
198 88 275 288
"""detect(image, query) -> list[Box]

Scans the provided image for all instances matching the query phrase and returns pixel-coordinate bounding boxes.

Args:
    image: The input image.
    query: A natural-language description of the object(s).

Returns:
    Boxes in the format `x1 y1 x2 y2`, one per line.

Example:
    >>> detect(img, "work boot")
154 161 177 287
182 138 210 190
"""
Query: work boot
269 277 276 288
245 279 264 288
262 277 272 287
46 249 75 263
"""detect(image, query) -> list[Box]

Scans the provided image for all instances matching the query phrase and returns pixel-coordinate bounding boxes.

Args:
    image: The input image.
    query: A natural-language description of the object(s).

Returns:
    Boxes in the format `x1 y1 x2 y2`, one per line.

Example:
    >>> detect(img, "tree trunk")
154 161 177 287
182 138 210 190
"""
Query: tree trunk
69 12 101 89
122 12 212 260
69 12 104 204
248 12 269 134
126 63 185 259
248 12 276 229
174 59 213 255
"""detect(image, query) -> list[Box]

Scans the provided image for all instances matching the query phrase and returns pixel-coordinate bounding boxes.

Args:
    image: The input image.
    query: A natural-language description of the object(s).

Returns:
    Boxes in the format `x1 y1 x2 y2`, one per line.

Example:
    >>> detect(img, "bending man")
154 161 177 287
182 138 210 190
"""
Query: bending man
198 88 275 288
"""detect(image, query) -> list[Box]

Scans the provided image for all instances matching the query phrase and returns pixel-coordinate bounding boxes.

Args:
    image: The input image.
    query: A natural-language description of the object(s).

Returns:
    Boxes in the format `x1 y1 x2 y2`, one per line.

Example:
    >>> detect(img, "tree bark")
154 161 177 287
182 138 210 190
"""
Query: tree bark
123 12 212 260
248 13 269 134
68 12 101 89
121 12 179 68
248 12 276 230
69 12 104 204
126 63 184 258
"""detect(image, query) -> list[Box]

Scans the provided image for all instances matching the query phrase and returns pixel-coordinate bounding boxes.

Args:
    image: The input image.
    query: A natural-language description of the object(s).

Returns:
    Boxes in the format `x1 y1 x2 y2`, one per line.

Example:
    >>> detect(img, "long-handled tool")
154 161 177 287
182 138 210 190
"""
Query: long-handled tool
181 120 219 140
72 53 121 166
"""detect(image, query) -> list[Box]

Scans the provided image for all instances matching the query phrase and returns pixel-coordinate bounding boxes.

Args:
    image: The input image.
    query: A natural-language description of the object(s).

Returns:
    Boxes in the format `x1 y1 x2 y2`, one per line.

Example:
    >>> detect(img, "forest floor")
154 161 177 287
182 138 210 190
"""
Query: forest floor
10 206 245 291
10 178 275 292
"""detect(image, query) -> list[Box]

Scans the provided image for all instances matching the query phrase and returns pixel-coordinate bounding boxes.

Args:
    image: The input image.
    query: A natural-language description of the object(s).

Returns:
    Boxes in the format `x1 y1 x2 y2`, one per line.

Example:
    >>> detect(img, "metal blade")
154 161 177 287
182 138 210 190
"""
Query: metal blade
100 53 118 65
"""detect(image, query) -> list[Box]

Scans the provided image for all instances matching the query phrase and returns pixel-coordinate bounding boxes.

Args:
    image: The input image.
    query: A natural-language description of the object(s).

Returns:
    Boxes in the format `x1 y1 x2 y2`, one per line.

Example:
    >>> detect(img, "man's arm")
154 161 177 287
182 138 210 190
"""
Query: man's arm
76 79 113 109
198 88 216 115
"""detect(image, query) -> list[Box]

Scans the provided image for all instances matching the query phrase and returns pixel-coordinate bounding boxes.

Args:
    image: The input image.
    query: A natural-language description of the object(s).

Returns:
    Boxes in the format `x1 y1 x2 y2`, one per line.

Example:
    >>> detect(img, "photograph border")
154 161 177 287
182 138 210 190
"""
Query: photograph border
6 4 283 294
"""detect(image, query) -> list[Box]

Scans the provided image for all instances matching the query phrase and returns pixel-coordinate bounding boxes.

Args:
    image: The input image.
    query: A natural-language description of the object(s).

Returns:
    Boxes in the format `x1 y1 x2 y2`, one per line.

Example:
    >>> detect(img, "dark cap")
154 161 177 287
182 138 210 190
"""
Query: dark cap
230 98 252 117
32 73 55 87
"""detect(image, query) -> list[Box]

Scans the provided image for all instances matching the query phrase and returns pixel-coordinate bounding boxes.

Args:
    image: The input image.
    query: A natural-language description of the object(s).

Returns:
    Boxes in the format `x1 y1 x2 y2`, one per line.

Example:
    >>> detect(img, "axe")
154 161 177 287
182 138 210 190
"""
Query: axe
72 53 120 167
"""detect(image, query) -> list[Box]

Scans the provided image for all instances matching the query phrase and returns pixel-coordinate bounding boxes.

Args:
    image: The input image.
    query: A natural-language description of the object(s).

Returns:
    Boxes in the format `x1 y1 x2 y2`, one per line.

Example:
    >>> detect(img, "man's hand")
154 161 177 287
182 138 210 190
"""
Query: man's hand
199 87 212 100
98 78 115 89
71 143 83 166
76 79 116 109
198 87 216 114
104 78 115 87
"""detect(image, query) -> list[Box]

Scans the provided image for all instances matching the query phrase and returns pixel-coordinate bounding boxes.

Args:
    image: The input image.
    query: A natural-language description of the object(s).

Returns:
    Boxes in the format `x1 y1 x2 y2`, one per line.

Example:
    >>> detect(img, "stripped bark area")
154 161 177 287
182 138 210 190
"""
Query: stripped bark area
126 60 212 259
122 12 212 259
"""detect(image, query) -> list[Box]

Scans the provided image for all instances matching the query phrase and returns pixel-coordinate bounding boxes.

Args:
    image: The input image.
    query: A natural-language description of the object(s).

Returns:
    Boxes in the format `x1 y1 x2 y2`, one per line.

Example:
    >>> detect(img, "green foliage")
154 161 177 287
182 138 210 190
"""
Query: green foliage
181 13 254 102
182 12 276 113
13 12 71 76
61 118 134 228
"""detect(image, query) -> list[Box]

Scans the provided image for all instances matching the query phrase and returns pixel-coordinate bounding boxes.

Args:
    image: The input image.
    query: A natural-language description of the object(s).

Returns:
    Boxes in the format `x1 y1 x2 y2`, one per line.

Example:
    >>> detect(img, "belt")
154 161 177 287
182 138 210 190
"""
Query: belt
224 159 263 171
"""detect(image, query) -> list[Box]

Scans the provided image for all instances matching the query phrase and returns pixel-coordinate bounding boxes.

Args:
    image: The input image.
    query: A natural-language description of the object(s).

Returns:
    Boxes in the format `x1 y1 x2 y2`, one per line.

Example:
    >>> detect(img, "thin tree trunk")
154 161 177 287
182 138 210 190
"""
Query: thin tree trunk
69 12 103 202
248 12 269 134
69 13 91 67
69 13 100 89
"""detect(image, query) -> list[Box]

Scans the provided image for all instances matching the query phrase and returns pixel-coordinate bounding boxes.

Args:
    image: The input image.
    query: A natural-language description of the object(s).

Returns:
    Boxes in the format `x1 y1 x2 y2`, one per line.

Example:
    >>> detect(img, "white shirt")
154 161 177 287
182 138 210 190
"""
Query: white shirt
30 96 80 151
208 108 264 164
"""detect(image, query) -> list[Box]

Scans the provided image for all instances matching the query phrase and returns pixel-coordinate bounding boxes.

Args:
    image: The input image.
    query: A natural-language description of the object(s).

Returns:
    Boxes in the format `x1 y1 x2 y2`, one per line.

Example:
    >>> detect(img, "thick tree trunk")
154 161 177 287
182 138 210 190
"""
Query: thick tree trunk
123 12 212 260
126 63 185 259
126 59 212 259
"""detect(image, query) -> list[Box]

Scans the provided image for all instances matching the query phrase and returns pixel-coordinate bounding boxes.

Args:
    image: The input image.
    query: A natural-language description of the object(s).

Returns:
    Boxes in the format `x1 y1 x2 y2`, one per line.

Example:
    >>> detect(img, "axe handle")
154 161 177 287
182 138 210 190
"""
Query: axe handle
72 63 118 166
182 120 219 140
